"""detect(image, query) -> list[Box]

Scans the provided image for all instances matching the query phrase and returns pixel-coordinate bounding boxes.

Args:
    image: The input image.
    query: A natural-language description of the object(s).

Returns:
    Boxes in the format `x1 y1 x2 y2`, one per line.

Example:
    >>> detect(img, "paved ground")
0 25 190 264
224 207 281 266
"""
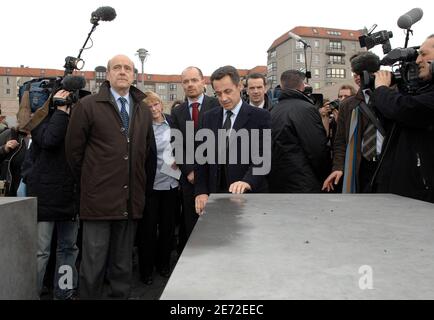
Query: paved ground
41 248 179 300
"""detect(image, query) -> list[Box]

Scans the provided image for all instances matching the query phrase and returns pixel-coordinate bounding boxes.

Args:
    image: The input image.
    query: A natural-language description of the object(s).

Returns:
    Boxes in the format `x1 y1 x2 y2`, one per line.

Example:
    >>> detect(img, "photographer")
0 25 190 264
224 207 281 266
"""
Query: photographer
322 52 383 193
27 89 79 300
0 127 29 196
371 35 434 203
319 85 356 151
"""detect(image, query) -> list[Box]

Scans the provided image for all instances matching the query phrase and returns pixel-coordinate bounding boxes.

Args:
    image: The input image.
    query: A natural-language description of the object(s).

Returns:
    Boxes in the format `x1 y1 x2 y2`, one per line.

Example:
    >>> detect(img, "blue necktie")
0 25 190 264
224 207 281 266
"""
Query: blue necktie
119 97 129 133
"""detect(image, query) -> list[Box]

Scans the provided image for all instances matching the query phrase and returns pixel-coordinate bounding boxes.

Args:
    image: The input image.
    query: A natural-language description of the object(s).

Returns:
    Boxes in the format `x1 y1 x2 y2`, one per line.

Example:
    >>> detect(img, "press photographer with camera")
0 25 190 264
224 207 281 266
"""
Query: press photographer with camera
25 88 79 300
370 35 434 203
319 84 356 151
322 52 384 193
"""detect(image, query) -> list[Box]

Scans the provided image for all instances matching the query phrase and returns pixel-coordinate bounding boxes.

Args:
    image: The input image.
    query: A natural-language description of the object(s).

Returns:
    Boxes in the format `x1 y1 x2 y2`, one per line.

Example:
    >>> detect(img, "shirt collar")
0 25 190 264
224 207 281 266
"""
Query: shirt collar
188 94 204 107
362 89 371 104
250 100 265 108
224 99 243 117
153 114 169 126
110 88 130 105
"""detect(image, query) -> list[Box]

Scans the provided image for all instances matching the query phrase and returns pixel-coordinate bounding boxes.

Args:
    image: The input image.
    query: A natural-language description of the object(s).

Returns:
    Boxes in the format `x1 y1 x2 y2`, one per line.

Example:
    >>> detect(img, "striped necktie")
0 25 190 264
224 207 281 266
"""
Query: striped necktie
119 97 129 134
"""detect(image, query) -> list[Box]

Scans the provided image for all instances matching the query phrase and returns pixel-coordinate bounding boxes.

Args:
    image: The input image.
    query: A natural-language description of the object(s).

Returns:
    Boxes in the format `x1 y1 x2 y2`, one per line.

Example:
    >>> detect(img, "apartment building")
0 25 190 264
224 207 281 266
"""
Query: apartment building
267 26 366 97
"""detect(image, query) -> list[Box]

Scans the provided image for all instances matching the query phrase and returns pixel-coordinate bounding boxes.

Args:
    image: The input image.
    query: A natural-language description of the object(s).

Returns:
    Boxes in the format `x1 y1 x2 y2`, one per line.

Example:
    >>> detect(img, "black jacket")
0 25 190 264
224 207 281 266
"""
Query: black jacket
0 128 28 196
246 92 274 111
269 89 330 192
171 95 220 190
372 83 434 203
27 109 78 221
195 102 271 195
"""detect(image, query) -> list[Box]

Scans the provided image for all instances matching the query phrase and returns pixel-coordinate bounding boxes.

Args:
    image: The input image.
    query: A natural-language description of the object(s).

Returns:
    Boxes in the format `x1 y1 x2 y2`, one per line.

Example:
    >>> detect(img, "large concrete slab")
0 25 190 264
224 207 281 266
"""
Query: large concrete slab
161 194 434 300
0 197 37 300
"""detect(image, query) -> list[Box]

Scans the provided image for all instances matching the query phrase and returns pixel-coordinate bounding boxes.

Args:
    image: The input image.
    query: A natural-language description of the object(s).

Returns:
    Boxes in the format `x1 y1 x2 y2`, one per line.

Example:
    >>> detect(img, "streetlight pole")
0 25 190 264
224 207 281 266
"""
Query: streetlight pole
136 48 149 89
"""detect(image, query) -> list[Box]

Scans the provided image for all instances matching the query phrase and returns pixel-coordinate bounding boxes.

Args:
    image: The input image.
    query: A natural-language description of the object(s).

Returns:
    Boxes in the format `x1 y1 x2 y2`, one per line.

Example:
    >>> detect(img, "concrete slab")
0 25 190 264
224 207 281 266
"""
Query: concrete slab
161 194 434 300
0 197 38 300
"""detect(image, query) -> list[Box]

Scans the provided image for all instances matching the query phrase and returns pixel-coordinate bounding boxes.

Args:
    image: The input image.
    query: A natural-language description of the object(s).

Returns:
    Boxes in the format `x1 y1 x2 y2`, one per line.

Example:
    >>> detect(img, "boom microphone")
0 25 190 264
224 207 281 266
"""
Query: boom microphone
90 6 117 24
288 31 310 47
397 8 423 29
61 76 86 91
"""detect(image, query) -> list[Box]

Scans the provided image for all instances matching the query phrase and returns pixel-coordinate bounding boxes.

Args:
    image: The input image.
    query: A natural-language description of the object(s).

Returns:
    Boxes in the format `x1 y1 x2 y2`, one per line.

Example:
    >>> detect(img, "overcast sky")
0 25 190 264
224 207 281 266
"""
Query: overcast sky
2 0 433 75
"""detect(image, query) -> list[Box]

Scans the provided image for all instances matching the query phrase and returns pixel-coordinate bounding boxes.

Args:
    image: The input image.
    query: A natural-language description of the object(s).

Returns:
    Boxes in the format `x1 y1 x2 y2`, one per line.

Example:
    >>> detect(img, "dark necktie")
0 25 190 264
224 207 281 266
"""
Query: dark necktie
191 102 200 128
219 110 233 192
119 97 129 134
223 110 233 131
361 90 376 161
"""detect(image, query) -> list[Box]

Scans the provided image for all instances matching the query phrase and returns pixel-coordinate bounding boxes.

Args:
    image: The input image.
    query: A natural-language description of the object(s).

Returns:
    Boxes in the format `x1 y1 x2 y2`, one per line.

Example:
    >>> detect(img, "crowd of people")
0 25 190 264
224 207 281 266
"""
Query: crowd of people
1 34 433 299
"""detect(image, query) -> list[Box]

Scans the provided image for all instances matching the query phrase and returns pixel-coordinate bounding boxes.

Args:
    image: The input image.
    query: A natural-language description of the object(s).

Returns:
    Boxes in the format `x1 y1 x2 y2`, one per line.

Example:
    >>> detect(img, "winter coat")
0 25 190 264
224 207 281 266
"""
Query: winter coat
269 89 330 192
27 110 78 221
372 83 434 203
0 128 28 196
65 81 153 220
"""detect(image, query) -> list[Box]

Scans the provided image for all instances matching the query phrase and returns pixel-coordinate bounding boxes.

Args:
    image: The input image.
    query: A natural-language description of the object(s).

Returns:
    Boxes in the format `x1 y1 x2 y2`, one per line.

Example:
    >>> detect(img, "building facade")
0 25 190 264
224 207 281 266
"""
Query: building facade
0 65 266 121
267 26 366 95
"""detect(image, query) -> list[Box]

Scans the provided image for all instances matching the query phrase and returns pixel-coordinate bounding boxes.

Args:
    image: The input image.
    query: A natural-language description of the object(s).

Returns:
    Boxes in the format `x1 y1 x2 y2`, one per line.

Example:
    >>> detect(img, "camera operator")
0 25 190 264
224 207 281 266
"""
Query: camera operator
371 35 434 203
0 126 29 196
322 52 383 193
27 89 79 299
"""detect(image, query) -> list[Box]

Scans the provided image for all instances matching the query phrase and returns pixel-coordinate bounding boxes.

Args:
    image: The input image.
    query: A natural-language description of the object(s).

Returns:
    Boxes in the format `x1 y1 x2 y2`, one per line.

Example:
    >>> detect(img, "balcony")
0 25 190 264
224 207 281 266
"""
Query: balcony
325 45 346 55
327 60 346 65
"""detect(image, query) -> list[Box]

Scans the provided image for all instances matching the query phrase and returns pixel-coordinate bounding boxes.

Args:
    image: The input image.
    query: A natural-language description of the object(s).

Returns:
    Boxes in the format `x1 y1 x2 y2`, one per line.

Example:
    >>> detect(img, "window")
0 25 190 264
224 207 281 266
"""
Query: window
313 68 320 78
144 85 155 91
313 83 320 89
96 72 106 80
327 31 342 36
329 41 342 50
6 89 11 95
295 41 304 49
312 28 318 34
157 84 166 91
326 82 337 86
352 43 357 50
314 40 320 49
160 95 167 101
267 62 276 72
169 94 177 101
270 50 276 58
169 84 177 91
313 54 320 64
295 53 305 63
329 55 343 64
267 75 277 86
6 77 10 85
326 68 346 78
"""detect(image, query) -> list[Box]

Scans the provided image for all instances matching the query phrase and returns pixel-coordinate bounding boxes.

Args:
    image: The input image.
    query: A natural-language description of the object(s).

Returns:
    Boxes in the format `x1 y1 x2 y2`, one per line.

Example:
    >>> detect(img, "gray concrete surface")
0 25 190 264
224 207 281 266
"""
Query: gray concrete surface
161 194 434 300
0 197 38 299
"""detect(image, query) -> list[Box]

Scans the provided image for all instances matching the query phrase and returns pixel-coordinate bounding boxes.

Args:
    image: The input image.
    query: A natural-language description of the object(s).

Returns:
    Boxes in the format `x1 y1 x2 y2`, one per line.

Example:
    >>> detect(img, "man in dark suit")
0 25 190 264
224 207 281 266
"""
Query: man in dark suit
171 66 219 251
195 65 271 215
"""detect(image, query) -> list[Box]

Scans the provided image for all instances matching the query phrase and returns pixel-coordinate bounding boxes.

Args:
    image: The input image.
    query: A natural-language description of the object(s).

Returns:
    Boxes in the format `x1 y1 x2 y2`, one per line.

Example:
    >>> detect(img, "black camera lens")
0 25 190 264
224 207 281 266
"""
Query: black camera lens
329 99 340 111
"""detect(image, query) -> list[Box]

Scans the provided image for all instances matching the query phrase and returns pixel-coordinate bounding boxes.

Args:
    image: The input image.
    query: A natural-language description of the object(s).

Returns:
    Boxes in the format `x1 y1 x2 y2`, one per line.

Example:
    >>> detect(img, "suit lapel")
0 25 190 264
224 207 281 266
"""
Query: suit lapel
232 102 251 131
181 102 191 122
200 96 212 114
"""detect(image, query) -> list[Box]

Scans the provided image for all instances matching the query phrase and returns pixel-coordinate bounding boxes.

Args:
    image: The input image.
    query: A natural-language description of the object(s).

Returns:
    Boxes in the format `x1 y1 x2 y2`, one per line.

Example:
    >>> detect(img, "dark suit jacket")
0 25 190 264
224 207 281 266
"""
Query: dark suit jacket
145 114 175 192
195 102 271 196
171 95 220 189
